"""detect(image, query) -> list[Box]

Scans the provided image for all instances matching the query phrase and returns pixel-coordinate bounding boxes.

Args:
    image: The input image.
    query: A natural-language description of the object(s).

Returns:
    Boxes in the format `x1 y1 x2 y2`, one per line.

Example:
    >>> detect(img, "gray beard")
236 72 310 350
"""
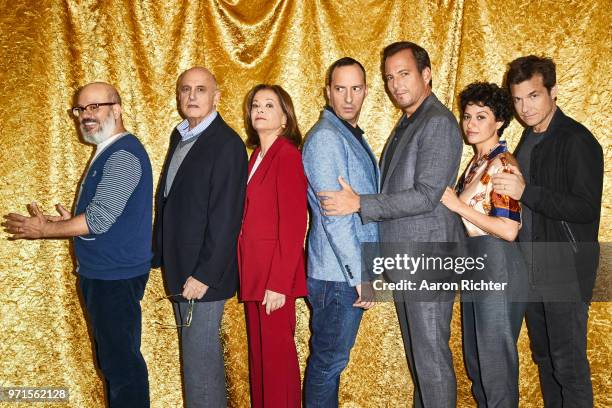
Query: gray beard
81 113 116 145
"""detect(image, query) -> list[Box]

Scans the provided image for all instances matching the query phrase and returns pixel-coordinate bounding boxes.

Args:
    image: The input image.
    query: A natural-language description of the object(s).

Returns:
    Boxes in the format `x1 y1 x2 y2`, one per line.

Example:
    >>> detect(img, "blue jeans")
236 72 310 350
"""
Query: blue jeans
304 278 363 408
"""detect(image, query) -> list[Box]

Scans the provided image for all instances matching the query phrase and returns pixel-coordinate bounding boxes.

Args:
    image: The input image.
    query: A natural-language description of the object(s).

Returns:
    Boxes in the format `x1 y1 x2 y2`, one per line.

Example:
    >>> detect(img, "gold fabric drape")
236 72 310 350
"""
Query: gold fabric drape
0 1 610 406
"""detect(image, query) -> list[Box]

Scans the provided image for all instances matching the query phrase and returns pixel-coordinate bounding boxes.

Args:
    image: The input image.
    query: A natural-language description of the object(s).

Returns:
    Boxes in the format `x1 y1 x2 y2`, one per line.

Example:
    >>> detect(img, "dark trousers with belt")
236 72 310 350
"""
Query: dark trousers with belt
79 273 150 408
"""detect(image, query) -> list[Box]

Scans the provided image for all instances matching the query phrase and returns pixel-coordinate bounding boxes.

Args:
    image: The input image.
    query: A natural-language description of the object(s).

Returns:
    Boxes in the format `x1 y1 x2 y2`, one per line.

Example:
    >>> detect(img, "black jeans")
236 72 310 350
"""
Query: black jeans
525 300 592 408
80 273 150 408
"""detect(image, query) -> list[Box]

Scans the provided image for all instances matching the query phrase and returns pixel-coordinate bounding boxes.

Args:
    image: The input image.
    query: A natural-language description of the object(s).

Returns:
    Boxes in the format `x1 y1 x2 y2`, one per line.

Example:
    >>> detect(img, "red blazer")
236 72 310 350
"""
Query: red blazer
238 136 308 301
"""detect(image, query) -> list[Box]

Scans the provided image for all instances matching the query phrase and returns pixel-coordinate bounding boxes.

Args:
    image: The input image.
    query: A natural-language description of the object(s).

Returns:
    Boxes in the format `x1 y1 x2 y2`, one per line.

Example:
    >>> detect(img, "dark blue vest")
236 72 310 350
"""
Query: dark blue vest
74 134 152 280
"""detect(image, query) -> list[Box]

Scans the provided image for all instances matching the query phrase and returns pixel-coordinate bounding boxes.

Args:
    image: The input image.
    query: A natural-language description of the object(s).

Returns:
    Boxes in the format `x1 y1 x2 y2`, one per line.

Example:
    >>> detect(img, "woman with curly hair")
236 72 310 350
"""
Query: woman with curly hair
440 82 528 407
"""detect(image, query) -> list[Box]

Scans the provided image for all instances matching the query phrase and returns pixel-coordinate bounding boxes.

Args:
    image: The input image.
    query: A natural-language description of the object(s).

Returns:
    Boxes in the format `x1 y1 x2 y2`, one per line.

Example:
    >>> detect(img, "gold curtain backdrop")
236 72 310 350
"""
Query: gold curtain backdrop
0 0 610 406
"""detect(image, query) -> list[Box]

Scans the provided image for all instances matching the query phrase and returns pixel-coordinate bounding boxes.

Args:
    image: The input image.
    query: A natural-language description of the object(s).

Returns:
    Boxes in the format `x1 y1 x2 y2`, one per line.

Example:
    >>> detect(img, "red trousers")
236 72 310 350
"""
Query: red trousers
245 298 301 408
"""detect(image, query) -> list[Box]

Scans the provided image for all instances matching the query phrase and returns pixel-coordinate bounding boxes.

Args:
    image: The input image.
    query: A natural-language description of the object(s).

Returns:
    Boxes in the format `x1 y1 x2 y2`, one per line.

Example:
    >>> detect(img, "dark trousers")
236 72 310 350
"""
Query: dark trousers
394 291 456 408
79 274 149 408
462 300 525 407
304 278 364 408
525 301 592 408
462 236 528 407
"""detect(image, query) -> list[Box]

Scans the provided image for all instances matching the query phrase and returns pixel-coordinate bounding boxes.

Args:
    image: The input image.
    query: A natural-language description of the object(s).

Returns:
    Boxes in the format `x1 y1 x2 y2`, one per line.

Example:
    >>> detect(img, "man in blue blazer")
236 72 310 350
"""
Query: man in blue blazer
318 43 464 407
302 57 379 407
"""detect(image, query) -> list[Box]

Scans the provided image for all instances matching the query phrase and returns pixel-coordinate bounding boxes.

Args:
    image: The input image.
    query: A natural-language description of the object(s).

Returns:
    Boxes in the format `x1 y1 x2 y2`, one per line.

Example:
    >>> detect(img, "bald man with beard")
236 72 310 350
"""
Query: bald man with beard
152 67 247 407
4 82 153 407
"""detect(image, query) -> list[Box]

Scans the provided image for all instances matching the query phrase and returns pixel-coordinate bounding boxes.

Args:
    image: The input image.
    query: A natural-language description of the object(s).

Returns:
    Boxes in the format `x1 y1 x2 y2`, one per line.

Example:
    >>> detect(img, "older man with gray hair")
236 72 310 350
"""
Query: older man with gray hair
152 67 247 407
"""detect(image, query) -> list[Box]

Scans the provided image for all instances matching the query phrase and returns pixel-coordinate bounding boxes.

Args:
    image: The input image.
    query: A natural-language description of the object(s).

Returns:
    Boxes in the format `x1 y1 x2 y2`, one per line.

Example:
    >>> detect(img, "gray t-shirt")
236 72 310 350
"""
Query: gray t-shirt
516 128 546 242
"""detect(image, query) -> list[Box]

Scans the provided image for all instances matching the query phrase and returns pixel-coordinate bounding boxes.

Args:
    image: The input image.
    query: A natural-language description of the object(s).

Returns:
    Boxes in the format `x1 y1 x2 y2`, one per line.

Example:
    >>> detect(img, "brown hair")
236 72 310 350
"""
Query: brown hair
382 41 432 87
244 84 302 149
506 55 556 92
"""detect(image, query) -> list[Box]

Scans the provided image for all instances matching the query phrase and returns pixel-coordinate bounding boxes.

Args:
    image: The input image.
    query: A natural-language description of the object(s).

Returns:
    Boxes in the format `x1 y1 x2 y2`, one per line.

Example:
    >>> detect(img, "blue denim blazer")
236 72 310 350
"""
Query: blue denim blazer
302 109 379 286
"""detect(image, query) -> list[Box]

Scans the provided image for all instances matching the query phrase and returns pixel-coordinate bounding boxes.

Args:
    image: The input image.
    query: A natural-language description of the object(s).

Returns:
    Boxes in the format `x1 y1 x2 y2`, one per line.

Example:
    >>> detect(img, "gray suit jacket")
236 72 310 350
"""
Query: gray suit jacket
360 94 464 242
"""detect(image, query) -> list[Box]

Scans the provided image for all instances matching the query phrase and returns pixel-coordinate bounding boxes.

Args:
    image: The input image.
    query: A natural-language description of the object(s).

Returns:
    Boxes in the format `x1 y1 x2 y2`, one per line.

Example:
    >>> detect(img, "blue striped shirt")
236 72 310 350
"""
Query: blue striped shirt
85 150 142 234
176 110 218 141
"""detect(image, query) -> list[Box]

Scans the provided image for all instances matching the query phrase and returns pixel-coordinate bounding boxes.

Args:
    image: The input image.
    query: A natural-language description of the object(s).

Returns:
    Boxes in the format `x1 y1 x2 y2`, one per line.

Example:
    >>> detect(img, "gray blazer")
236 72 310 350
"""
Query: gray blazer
303 109 379 286
360 94 464 242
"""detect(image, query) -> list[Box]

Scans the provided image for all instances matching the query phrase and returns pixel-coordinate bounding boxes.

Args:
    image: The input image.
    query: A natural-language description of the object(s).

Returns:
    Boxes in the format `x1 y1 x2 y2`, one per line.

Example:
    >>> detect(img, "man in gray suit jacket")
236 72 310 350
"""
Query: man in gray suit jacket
302 57 379 407
320 42 464 407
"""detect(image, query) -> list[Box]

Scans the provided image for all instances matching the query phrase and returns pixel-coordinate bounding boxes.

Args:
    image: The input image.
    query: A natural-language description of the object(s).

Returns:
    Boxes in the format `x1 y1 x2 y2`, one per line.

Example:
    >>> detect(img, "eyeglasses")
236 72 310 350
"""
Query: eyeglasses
71 102 117 117
154 294 194 329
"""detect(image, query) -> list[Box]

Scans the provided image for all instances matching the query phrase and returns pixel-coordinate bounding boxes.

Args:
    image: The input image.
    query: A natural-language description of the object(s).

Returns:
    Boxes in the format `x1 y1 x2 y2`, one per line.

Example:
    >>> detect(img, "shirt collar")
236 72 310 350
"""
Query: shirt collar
177 110 218 141
324 106 364 139
486 140 508 160
531 106 560 136
93 131 127 161
397 94 429 129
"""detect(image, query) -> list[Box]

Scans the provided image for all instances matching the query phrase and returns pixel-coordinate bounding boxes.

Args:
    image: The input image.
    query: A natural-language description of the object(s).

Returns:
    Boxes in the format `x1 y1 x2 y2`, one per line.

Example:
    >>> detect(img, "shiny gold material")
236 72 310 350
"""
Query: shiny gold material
0 1 609 407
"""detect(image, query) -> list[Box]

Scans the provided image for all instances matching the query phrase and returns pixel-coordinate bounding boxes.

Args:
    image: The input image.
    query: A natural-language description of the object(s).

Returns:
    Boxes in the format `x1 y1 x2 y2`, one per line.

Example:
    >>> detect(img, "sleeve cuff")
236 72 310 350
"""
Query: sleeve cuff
265 282 291 296
358 194 378 224
84 206 104 234
191 270 216 289
342 262 371 287
520 184 542 210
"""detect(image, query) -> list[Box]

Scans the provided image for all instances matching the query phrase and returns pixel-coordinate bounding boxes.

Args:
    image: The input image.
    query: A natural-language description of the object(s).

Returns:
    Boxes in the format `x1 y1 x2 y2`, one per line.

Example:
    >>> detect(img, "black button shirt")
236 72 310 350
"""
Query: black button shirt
381 101 426 183
325 106 376 169
325 106 365 142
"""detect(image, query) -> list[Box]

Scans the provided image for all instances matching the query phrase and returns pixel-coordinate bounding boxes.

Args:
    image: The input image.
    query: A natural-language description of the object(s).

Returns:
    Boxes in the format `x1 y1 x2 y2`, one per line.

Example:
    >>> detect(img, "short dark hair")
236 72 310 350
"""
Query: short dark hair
506 55 556 92
244 84 302 149
459 82 513 137
382 41 432 86
326 57 366 86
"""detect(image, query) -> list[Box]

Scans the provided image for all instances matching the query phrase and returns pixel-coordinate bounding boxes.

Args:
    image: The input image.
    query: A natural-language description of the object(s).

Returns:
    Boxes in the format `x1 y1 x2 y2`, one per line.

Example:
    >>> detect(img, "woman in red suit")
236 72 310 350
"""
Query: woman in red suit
238 84 308 408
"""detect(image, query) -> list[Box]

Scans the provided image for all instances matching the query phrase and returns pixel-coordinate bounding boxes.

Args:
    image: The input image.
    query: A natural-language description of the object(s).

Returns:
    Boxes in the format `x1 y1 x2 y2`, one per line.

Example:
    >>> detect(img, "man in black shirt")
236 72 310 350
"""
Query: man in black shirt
302 57 379 406
493 56 603 407
318 42 464 408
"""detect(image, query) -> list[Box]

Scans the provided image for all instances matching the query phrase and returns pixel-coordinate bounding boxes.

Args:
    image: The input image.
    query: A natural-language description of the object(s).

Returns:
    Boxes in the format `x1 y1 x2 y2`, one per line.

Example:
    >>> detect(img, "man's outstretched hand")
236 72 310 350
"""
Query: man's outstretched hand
3 202 78 239
3 202 49 239
317 176 360 216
